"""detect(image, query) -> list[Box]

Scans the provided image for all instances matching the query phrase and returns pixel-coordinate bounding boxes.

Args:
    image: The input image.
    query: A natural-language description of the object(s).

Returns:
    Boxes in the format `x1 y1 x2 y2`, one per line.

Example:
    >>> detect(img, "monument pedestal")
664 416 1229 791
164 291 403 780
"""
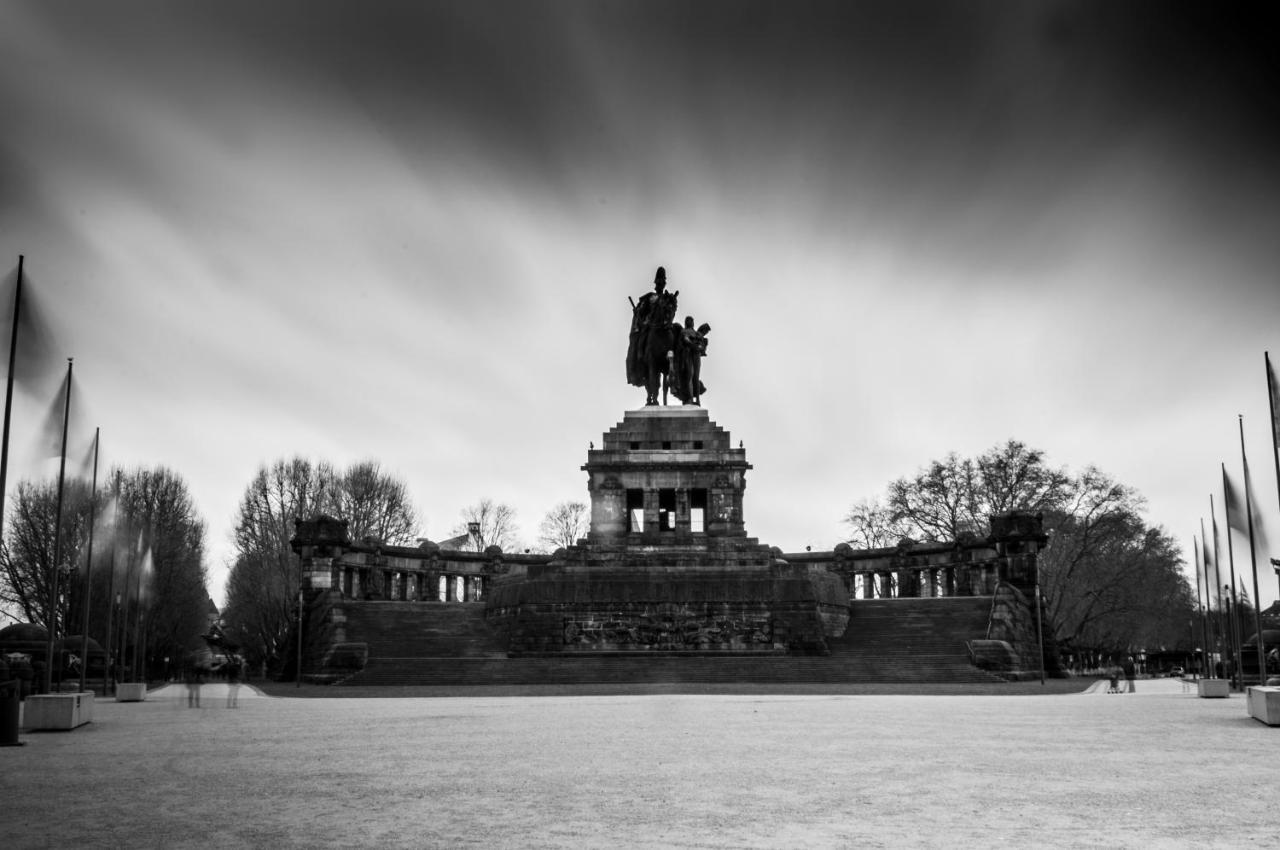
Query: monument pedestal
489 409 849 655
489 558 848 656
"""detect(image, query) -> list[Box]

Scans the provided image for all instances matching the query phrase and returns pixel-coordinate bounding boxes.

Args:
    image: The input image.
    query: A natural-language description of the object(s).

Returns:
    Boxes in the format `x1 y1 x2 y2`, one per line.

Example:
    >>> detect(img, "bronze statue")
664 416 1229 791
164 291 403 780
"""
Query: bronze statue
670 317 710 405
626 266 680 405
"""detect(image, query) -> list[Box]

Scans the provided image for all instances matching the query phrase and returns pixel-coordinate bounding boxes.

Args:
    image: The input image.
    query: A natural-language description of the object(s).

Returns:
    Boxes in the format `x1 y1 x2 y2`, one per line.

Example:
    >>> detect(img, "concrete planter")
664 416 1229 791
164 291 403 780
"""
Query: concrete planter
23 692 95 730
115 683 147 702
1245 686 1280 726
1197 678 1230 698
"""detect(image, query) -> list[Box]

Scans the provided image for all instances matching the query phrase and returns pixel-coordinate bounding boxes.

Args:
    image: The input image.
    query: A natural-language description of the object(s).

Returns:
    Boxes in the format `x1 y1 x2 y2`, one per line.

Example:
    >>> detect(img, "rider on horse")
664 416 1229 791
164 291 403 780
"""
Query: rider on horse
626 266 679 395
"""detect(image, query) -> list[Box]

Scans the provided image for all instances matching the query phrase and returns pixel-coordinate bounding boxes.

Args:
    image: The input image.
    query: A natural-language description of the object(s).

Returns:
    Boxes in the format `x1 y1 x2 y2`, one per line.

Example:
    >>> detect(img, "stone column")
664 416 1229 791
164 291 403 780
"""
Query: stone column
590 478 627 537
675 488 691 535
644 489 660 536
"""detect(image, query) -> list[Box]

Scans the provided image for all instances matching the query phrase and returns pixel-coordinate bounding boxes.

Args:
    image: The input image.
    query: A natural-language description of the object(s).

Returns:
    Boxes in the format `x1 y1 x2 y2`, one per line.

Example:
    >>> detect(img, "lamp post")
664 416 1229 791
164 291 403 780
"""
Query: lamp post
295 586 303 689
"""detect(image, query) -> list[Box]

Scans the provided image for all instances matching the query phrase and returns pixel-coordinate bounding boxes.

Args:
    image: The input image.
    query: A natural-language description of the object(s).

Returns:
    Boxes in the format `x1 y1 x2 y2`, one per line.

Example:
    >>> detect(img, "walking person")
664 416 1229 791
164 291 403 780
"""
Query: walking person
186 665 203 708
226 656 242 708
1123 655 1137 693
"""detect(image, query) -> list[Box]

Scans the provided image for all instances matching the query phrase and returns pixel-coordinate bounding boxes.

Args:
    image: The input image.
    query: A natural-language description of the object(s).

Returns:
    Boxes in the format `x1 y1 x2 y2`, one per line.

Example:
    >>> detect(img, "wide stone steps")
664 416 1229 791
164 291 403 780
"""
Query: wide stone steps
334 596 1001 686
340 653 1000 686
338 602 504 658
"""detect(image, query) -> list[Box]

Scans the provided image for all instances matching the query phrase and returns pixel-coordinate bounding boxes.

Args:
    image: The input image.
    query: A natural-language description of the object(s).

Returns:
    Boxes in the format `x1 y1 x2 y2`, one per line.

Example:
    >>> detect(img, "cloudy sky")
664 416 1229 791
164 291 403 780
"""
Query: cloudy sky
2 1 1278 610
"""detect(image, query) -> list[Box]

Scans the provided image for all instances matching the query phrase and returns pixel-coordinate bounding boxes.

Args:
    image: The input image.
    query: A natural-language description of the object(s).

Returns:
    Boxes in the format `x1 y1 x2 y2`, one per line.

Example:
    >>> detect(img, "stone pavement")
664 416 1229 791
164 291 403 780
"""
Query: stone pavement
2 680 1273 848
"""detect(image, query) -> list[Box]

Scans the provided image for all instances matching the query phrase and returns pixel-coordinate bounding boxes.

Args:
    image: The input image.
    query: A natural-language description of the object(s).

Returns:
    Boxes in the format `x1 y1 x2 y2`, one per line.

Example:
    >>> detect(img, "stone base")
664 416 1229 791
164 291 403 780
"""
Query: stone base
488 562 849 656
115 683 146 702
1197 678 1230 698
1246 686 1280 726
23 692 94 730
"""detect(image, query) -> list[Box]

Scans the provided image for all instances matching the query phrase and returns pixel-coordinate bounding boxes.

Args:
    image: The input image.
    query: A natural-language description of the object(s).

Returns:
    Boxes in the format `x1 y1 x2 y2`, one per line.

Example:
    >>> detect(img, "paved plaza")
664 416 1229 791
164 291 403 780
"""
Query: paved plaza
3 678 1274 848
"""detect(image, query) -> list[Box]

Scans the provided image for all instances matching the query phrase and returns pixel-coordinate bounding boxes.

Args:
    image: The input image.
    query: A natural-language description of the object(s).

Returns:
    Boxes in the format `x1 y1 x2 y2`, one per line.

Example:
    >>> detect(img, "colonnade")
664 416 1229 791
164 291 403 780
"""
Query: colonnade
848 563 1000 600
335 566 487 602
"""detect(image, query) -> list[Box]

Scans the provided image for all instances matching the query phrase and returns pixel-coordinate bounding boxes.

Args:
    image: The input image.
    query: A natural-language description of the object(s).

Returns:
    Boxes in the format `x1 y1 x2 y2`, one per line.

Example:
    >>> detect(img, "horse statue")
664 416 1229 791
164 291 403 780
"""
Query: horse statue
636 297 679 406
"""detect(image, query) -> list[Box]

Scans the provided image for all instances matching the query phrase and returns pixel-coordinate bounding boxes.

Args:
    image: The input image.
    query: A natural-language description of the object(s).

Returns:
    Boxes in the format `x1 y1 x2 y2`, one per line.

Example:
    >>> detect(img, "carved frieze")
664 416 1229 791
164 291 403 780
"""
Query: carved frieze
562 613 772 650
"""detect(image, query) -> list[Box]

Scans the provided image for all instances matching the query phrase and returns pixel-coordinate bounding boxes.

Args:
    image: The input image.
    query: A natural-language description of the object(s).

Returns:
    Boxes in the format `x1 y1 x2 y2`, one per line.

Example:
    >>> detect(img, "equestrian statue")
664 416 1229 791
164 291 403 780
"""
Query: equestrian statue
626 266 711 406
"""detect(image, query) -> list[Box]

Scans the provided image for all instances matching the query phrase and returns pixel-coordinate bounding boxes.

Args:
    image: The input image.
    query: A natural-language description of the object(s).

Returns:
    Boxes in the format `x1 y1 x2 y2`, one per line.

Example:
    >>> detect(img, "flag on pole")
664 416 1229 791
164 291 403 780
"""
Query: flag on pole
1204 515 1220 605
1225 462 1270 557
35 367 71 459
2 261 62 396
138 546 153 605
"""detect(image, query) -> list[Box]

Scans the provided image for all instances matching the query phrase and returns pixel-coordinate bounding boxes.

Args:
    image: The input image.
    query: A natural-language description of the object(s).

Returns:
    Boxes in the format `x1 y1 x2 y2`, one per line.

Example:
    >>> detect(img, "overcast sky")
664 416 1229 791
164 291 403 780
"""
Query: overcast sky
2 1 1278 611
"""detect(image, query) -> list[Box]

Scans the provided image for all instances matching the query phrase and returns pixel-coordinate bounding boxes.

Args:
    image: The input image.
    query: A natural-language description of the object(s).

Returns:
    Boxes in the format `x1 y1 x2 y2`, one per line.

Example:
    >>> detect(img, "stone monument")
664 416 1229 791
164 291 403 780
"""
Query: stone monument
290 266 1054 683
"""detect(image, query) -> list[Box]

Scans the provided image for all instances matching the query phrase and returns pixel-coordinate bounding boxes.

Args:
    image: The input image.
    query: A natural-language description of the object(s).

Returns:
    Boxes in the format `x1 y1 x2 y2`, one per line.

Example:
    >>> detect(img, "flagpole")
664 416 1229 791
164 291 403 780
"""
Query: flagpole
101 469 121 695
1200 519 1212 672
1207 512 1224 675
78 427 99 694
0 255 24 544
132 537 145 681
1238 415 1267 684
1195 536 1210 678
42 358 72 694
1218 473 1243 688
1267 352 1280 601
117 531 136 682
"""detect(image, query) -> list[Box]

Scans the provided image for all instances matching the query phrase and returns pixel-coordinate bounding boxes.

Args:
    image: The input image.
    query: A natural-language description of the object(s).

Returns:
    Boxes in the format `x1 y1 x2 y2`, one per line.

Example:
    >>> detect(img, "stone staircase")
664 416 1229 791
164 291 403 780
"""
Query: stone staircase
334 596 1003 686
826 597 999 683
338 602 506 659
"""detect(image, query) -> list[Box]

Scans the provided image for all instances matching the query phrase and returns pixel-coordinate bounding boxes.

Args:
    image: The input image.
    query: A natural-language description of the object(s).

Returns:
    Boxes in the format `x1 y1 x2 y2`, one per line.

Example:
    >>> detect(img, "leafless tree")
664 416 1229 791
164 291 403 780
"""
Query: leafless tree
452 499 519 552
222 457 420 672
537 501 589 551
329 460 418 544
223 458 333 671
0 478 95 626
846 440 1194 655
841 497 906 549
115 467 209 677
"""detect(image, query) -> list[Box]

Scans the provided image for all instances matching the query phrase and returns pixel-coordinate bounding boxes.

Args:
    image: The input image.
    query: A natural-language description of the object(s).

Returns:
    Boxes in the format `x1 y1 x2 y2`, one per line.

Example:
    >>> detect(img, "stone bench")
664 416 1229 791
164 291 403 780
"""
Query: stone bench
1246 686 1280 726
23 692 95 731
115 683 147 702
1197 678 1230 698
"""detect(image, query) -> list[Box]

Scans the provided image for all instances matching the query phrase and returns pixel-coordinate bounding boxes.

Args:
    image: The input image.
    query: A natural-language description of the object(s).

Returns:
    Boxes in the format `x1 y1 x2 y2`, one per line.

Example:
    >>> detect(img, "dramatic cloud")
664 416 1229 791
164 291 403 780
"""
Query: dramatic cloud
2 1 1278 605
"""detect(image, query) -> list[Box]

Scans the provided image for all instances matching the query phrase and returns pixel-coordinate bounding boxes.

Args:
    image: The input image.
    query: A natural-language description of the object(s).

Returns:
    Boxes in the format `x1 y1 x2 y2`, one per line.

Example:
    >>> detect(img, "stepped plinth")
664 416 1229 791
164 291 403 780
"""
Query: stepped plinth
484 409 850 655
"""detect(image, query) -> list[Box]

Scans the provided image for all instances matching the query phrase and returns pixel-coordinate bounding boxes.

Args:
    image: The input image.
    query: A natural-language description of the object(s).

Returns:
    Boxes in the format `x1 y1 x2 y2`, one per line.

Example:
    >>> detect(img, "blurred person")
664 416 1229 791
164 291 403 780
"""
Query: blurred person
226 656 242 708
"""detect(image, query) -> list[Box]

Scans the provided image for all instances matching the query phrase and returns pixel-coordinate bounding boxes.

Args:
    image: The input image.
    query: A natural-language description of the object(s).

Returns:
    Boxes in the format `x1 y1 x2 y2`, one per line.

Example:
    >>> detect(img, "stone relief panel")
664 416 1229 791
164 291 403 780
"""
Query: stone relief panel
562 611 773 651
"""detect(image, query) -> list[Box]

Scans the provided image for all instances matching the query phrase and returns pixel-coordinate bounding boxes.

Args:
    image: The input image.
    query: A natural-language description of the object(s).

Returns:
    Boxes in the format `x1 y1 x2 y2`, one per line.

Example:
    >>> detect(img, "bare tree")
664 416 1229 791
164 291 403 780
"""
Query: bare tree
842 497 907 549
222 458 333 673
0 478 95 626
847 440 1194 656
221 457 421 672
329 460 418 544
115 467 210 678
452 499 519 552
537 501 589 551
871 440 1072 542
